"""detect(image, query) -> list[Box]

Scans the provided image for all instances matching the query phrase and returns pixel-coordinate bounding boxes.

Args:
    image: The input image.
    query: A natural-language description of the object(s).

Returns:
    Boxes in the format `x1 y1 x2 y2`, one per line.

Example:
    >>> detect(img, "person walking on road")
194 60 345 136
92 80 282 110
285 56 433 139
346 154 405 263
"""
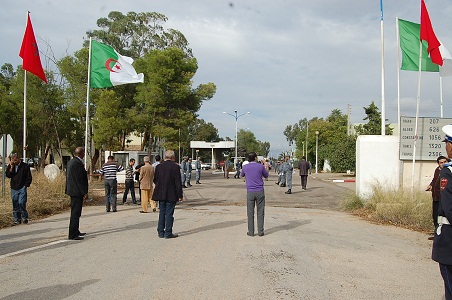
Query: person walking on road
100 156 124 212
432 124 452 300
195 157 202 184
139 156 156 213
122 158 137 205
241 152 269 237
186 158 193 187
65 147 88 240
298 156 311 191
6 153 32 225
152 150 183 239
282 155 293 194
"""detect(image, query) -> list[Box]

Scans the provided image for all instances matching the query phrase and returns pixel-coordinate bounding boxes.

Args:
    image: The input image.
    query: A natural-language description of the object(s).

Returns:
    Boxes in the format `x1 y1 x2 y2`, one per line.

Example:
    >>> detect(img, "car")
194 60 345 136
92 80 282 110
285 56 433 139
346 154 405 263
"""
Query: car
201 163 211 170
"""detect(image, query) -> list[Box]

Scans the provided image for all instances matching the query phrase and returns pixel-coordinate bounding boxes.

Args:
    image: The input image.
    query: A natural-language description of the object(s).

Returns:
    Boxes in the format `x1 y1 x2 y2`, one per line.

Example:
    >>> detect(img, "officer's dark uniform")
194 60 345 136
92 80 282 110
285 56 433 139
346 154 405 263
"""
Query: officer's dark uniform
432 126 452 300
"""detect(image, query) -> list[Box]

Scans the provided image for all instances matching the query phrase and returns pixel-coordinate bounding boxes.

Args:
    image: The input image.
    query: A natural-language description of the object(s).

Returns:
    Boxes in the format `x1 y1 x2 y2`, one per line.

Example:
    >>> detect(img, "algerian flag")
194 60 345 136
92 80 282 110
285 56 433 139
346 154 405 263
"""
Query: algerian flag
398 18 439 72
90 40 144 88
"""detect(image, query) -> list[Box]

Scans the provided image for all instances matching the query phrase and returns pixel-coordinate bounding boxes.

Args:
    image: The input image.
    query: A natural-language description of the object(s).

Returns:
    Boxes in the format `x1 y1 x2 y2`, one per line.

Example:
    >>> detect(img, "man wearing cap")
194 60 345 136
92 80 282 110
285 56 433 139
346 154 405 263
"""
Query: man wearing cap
282 155 293 194
432 124 452 300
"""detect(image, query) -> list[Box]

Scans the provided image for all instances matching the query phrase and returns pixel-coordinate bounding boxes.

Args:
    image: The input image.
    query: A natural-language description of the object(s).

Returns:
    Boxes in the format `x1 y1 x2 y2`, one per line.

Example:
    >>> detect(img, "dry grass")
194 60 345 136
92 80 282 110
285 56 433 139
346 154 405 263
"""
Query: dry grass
342 184 433 232
0 172 111 229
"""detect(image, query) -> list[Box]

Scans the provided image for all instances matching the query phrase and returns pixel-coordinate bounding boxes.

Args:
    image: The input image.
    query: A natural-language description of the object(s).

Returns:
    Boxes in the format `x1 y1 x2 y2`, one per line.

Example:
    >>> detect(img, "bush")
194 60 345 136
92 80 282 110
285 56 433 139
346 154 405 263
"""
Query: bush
341 184 433 232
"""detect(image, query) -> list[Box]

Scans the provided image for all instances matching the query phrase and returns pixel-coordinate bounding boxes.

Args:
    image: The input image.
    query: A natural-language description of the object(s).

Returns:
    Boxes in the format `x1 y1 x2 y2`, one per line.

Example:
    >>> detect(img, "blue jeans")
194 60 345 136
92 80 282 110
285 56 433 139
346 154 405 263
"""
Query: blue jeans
11 186 28 222
157 201 176 237
105 179 117 211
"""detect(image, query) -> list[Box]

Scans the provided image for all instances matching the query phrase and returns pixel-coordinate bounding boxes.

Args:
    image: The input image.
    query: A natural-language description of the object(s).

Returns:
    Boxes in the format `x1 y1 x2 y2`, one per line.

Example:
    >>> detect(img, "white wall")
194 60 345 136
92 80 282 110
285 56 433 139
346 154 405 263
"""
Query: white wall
356 135 400 199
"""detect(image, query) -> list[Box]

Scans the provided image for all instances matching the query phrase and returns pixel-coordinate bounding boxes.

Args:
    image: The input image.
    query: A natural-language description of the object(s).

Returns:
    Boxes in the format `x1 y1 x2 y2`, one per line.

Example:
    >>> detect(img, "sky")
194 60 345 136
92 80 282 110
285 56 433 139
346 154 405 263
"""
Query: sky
2 0 452 156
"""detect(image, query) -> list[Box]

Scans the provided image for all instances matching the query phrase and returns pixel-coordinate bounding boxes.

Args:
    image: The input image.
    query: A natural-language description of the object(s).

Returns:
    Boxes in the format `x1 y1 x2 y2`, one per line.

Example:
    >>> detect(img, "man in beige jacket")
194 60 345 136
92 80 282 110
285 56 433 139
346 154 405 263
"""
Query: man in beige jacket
139 156 156 213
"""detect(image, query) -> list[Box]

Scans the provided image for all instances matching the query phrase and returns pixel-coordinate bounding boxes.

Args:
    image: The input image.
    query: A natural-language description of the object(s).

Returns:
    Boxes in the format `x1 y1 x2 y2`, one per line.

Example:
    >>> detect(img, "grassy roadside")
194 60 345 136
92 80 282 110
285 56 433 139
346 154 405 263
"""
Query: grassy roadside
341 184 433 233
0 172 105 229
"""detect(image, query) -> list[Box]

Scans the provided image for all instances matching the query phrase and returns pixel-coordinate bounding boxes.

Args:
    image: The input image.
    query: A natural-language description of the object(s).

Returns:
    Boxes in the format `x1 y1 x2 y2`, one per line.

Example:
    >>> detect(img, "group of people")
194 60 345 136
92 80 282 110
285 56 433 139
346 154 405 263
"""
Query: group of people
180 157 202 187
274 155 311 194
66 148 183 240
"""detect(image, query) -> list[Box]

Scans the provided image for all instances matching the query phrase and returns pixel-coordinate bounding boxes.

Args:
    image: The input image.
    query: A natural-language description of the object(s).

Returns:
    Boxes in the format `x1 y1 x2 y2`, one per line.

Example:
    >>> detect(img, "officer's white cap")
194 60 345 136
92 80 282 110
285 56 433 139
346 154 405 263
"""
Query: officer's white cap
442 124 452 142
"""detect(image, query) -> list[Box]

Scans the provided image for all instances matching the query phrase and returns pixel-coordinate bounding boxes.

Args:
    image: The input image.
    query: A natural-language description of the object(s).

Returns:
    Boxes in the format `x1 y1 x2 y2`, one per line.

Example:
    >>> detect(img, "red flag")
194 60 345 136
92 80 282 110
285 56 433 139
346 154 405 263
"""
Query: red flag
420 0 443 66
19 13 47 83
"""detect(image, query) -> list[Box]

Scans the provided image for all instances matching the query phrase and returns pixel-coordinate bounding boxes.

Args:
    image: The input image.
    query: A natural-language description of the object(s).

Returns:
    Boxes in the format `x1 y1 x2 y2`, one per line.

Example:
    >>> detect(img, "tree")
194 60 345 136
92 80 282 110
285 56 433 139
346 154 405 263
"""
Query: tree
86 11 192 58
355 101 393 135
237 129 259 156
258 141 271 157
134 47 216 151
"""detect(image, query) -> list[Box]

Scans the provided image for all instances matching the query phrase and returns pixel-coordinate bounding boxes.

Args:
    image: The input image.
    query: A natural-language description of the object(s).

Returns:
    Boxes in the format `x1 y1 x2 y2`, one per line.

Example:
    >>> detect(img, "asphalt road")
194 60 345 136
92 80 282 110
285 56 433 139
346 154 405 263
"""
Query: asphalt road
0 172 443 300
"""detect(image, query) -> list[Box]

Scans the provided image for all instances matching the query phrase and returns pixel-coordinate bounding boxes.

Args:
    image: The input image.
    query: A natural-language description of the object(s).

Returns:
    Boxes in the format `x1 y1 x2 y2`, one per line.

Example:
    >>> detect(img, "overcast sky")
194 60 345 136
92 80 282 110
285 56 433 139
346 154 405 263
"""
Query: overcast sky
2 0 452 155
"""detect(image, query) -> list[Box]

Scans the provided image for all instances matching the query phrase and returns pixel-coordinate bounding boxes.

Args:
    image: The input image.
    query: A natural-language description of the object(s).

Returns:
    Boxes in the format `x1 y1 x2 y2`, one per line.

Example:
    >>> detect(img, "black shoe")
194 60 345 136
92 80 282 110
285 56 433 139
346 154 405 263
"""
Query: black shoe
285 189 291 194
69 236 84 240
106 210 111 212
139 210 148 213
275 182 279 185
13 221 21 226
280 184 286 187
247 232 254 237
258 233 264 237
78 232 86 236
158 235 164 238
153 208 157 212
23 219 29 224
112 209 117 212
428 236 435 240
165 234 178 239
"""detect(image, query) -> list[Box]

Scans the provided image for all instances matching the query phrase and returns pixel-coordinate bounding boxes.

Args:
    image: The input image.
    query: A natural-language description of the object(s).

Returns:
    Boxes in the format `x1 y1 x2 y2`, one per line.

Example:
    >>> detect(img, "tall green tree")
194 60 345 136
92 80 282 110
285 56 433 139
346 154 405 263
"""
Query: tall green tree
237 129 259 156
355 101 393 135
134 47 216 151
258 141 271 157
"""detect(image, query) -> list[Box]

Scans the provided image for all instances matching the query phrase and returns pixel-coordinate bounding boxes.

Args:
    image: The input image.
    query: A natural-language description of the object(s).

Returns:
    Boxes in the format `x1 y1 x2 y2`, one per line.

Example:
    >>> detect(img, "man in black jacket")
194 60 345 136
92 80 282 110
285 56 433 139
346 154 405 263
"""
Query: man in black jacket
152 150 183 239
5 153 32 225
65 147 88 240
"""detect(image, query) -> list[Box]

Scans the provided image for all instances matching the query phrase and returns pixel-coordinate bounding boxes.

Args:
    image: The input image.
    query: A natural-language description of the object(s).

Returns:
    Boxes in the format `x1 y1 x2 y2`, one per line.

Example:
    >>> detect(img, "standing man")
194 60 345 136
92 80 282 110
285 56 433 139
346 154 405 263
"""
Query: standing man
139 156 156 213
432 125 452 300
100 155 124 212
65 147 88 240
186 158 193 187
283 155 293 194
427 155 449 240
122 158 137 205
152 154 161 169
181 157 188 188
241 152 268 237
195 157 202 184
134 160 144 204
152 150 183 239
298 156 311 191
6 153 32 225
234 159 242 179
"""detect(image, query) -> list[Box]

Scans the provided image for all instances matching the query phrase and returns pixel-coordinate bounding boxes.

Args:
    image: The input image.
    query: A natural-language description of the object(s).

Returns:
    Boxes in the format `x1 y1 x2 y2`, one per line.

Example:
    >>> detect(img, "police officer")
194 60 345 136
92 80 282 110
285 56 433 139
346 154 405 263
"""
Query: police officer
181 157 188 188
282 155 293 194
432 124 452 300
195 157 202 184
186 158 193 187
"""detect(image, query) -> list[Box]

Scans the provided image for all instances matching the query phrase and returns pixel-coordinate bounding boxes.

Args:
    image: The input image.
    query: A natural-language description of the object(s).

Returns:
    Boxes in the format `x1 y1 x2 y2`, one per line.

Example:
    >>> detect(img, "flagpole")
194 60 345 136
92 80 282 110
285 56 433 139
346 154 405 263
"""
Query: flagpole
23 71 27 161
396 17 401 137
411 42 424 191
440 77 444 118
84 37 92 169
380 0 386 135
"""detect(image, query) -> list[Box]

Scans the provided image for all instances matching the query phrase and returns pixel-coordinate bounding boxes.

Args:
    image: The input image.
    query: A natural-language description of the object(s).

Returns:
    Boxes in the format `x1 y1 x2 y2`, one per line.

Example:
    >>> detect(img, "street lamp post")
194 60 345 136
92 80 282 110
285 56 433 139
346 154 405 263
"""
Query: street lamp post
315 131 319 174
223 110 250 165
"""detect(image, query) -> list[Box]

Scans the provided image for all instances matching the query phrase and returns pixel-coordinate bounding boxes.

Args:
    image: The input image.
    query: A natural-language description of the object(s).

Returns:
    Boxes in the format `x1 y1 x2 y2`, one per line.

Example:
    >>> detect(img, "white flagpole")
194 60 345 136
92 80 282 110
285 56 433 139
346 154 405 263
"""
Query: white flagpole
440 77 444 118
411 42 424 191
84 37 92 168
396 17 401 137
380 0 386 135
23 71 27 160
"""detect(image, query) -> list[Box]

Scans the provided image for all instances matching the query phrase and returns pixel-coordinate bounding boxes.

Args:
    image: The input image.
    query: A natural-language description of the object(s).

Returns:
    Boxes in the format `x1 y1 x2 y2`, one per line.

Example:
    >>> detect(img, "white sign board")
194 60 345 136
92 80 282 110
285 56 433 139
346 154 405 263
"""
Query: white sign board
399 116 452 160
0 134 13 157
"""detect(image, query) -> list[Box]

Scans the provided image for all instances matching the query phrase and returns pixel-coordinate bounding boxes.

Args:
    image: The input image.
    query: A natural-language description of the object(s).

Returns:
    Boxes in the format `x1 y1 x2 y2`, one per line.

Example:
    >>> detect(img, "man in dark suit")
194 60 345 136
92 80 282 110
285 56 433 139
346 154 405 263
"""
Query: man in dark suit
298 156 310 190
66 147 88 240
152 150 183 239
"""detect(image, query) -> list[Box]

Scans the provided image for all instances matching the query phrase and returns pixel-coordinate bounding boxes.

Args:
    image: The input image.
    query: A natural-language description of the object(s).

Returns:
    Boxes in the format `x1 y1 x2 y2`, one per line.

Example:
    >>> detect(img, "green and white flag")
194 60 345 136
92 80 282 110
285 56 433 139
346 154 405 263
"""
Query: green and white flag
90 40 144 88
398 18 439 72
